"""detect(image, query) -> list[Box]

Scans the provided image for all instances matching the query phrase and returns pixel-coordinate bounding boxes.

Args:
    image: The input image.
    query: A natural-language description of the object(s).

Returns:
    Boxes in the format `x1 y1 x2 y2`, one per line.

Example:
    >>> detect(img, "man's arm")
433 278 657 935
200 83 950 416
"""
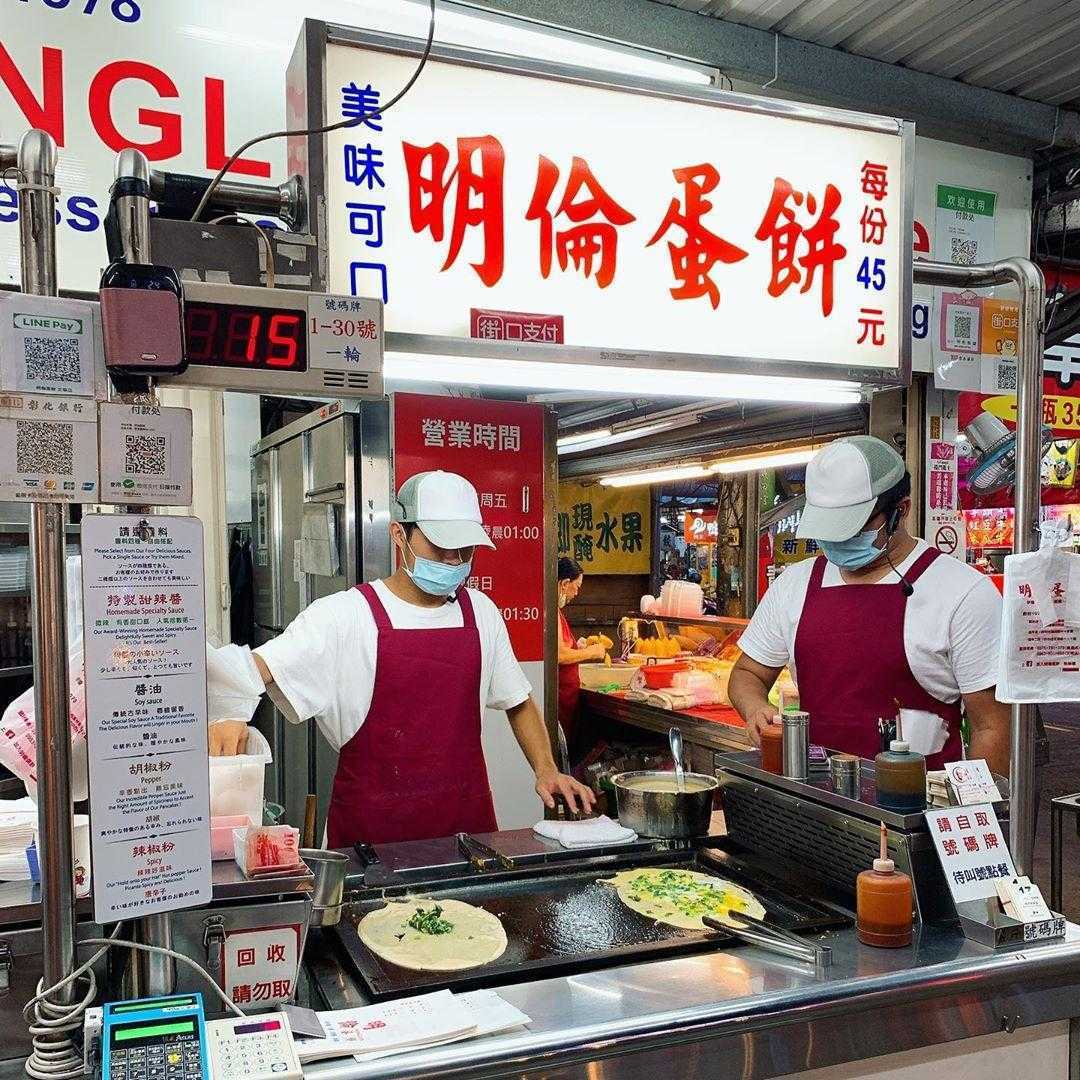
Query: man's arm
963 687 1011 777
728 654 784 746
207 653 273 756
505 696 596 814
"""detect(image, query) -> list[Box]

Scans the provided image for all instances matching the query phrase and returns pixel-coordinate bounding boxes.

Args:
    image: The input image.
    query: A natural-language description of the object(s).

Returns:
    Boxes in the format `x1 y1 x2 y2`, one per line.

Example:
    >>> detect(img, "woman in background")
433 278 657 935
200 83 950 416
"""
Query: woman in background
556 557 605 750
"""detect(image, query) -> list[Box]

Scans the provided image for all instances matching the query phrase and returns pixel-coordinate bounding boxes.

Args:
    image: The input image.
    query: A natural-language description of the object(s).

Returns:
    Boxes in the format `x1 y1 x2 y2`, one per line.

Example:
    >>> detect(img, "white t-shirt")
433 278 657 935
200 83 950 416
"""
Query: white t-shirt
255 581 533 751
739 540 1002 703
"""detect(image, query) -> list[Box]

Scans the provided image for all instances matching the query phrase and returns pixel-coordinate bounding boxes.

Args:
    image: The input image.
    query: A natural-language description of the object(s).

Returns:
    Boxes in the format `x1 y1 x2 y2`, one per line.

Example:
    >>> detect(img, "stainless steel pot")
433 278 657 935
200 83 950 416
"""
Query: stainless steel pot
612 770 718 838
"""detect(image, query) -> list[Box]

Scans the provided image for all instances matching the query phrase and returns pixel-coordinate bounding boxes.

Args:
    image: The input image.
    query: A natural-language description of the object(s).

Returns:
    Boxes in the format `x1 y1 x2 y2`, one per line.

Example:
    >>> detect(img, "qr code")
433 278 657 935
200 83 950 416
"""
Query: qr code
124 434 167 476
951 311 973 341
16 420 73 476
23 336 80 383
950 237 978 266
997 362 1018 391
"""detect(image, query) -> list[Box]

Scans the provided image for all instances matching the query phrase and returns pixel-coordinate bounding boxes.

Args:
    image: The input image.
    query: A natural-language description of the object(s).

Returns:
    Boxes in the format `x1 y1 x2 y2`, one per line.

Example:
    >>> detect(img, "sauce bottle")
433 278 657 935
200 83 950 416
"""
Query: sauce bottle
760 721 783 774
874 739 927 812
857 822 913 948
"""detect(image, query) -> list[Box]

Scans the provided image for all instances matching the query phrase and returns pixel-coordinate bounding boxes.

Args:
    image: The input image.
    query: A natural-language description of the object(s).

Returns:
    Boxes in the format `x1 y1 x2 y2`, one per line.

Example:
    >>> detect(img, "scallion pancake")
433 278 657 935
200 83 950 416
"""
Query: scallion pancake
358 898 507 972
601 867 765 930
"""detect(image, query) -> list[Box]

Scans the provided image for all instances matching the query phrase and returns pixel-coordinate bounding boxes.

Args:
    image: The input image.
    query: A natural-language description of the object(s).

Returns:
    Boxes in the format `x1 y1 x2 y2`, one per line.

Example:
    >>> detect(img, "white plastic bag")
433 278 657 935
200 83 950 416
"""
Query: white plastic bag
0 642 88 802
998 523 1080 703
206 642 264 724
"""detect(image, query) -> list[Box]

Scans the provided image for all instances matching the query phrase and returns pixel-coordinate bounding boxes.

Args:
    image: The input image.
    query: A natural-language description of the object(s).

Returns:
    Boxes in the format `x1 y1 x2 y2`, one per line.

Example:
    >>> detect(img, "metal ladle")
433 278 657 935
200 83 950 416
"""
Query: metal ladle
669 725 685 792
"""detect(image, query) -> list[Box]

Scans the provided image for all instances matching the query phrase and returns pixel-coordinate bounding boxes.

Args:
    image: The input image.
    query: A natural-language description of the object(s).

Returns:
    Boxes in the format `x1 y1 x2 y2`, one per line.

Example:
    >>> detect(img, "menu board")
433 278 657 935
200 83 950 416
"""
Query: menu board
82 514 211 922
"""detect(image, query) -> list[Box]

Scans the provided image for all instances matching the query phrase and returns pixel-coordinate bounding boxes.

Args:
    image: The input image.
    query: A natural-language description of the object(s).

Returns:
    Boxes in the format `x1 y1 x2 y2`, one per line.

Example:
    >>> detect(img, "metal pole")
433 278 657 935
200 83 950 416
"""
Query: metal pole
741 471 760 619
912 258 1045 876
18 130 77 1008
113 148 152 264
111 148 178 996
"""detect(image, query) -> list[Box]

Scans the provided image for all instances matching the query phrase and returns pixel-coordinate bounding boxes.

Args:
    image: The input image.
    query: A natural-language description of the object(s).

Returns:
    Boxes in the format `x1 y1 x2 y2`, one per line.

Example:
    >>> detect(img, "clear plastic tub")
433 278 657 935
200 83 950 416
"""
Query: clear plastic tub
210 814 254 860
208 725 273 823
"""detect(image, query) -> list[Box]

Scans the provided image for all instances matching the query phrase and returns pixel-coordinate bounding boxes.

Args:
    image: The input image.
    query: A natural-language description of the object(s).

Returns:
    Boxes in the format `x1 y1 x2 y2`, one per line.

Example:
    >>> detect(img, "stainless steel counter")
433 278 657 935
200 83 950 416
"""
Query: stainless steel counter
300 827 1080 1079
581 688 752 757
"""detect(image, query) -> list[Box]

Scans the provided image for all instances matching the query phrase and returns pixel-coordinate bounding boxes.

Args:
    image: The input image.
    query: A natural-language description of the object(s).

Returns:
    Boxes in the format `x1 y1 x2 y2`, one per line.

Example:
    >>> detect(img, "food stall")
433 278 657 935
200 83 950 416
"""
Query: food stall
0 9 1072 1080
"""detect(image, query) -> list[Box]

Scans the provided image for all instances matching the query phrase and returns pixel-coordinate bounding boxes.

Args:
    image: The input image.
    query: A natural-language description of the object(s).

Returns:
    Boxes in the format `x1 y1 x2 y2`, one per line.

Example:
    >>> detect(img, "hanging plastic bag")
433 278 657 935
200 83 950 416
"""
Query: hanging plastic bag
998 522 1080 703
0 641 88 802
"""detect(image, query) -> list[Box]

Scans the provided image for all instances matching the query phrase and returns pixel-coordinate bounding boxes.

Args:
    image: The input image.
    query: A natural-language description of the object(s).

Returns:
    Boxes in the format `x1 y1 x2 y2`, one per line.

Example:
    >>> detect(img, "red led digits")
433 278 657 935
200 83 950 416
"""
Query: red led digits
183 302 307 372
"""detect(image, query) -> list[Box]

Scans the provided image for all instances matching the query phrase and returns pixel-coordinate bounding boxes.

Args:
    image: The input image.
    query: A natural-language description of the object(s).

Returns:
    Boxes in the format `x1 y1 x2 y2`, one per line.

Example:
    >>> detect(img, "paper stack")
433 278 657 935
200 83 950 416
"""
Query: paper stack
0 799 38 880
292 989 530 1064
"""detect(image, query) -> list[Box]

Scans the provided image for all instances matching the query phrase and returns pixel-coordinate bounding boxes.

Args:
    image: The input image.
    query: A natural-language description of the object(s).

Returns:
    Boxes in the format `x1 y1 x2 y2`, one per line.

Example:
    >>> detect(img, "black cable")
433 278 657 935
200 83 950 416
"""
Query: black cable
190 0 436 222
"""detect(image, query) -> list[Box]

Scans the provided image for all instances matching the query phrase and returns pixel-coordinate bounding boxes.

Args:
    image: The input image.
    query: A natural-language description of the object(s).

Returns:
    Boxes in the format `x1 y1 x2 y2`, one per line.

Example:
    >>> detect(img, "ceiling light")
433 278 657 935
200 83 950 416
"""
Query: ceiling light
384 353 863 405
713 446 822 474
599 464 711 488
557 428 612 448
557 420 682 455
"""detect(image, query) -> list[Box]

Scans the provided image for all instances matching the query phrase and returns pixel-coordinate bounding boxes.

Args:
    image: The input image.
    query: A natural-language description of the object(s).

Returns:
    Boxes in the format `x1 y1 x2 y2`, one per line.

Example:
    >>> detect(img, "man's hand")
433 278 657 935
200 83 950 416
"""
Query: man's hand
745 705 781 748
209 719 250 757
535 768 596 816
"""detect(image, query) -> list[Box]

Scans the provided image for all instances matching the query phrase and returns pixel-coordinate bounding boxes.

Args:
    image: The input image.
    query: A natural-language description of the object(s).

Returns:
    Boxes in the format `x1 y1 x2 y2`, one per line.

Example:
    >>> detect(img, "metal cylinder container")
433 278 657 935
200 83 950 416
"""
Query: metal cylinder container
612 771 718 838
301 848 349 927
829 753 861 799
782 712 810 781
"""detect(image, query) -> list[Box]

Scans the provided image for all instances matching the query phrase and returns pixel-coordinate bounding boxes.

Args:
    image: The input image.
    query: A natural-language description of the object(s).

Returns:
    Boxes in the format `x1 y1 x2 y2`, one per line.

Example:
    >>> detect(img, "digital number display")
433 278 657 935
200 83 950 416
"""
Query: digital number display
114 1020 195 1043
184 301 307 372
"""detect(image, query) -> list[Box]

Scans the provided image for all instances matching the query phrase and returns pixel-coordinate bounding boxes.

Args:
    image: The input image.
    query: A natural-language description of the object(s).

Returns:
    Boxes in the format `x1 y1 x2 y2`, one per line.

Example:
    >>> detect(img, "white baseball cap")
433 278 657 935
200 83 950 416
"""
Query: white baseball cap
797 436 907 542
393 470 495 550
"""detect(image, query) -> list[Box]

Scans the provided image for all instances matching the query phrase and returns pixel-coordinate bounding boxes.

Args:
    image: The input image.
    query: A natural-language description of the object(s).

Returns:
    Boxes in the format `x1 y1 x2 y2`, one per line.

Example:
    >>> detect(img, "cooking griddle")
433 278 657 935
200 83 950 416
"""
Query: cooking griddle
331 848 849 1000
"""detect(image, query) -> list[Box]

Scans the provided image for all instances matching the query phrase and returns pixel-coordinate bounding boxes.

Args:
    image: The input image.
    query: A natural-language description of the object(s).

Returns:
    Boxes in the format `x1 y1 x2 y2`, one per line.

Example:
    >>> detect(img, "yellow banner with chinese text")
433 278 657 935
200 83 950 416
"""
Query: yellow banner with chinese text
558 481 651 574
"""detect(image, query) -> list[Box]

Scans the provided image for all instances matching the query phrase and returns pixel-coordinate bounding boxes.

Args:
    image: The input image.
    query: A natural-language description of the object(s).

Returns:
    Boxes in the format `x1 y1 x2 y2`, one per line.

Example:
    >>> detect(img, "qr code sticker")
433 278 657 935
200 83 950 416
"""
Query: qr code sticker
950 237 978 266
16 420 73 476
124 434 167 476
23 337 81 383
952 311 973 342
997 363 1018 391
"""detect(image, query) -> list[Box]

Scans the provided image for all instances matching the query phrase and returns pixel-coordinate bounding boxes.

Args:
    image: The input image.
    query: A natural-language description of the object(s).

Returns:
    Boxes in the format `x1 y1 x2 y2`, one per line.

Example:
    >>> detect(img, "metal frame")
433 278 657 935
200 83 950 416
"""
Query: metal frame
913 258 1045 878
302 20 915 388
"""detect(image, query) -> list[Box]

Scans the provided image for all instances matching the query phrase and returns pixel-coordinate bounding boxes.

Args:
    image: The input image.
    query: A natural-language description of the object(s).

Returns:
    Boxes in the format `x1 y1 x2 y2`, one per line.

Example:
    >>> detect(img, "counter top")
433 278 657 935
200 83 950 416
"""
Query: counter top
304 906 1080 1079
581 689 752 754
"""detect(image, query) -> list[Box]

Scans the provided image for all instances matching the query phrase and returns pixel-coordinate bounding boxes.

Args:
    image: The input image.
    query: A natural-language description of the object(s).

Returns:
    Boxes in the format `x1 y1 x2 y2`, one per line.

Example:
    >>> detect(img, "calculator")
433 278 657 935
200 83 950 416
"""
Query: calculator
205 1014 302 1080
102 994 208 1080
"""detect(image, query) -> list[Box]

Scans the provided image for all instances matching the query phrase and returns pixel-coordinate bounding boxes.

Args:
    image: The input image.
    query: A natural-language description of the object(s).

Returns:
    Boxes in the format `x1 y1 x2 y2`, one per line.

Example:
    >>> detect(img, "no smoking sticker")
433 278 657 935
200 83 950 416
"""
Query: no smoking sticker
935 525 959 554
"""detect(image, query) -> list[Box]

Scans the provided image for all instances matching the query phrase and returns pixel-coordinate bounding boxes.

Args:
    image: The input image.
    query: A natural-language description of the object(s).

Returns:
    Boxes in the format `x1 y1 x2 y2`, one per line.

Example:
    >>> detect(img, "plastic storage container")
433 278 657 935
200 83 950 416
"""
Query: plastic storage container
209 725 273 823
210 814 255 860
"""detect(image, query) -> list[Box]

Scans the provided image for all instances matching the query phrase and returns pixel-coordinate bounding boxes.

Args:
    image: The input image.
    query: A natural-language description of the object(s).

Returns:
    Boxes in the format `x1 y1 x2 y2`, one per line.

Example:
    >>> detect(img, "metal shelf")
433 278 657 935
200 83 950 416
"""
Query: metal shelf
0 524 81 535
0 665 31 678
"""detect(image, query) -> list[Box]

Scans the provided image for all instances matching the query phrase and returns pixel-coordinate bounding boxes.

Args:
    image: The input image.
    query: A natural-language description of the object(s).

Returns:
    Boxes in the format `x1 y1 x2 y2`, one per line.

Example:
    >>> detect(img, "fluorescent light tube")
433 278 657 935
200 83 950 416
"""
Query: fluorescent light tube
599 465 711 487
713 447 821 474
384 353 863 405
557 428 612 448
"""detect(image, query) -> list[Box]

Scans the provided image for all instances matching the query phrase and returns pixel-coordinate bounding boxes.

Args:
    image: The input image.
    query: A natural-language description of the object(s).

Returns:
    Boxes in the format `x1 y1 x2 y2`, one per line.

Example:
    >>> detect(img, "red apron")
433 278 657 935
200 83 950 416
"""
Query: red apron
792 548 963 770
325 583 497 847
557 609 580 744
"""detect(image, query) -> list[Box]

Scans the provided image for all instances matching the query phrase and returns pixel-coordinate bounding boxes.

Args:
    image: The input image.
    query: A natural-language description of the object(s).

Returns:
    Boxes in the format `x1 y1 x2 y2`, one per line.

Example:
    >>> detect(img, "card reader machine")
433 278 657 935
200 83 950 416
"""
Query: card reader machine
102 995 208 1080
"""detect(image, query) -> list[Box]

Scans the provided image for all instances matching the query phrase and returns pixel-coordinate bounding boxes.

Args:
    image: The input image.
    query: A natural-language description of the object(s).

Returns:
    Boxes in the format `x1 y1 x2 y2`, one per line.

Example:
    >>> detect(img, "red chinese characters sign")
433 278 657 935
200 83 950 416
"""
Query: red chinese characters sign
327 46 907 376
392 393 545 662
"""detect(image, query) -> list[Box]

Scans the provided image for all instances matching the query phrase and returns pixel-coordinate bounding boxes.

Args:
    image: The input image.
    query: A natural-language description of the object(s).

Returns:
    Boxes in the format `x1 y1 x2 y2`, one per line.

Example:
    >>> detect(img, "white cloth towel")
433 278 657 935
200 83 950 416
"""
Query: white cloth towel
206 643 265 724
533 814 637 849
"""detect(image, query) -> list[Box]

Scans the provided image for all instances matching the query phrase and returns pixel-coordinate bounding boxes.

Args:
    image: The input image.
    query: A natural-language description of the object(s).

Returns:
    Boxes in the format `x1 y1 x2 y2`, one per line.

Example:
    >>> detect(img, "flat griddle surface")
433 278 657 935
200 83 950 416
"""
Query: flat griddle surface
333 850 847 999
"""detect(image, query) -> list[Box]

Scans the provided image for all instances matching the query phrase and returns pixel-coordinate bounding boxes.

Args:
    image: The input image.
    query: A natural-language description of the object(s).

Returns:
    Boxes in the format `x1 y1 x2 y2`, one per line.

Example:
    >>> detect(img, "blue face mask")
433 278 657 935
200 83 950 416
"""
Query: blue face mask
819 524 886 571
403 539 472 597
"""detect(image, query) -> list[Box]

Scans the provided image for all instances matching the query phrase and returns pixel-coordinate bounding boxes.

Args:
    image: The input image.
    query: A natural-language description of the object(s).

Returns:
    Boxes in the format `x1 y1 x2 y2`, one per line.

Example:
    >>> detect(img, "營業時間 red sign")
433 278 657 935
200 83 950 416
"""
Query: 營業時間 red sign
392 393 545 662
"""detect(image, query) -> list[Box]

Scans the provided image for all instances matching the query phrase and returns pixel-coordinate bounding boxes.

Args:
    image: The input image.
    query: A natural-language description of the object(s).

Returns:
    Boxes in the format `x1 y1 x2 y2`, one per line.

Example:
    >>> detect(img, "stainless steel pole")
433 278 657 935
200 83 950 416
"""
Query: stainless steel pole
912 258 1045 876
112 148 178 997
113 148 152 264
18 130 77 1007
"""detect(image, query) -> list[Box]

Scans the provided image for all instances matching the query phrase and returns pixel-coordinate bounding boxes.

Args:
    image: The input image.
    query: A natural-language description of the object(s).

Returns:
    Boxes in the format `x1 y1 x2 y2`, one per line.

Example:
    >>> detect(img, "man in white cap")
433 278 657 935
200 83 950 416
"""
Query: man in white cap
729 436 1009 774
210 470 593 846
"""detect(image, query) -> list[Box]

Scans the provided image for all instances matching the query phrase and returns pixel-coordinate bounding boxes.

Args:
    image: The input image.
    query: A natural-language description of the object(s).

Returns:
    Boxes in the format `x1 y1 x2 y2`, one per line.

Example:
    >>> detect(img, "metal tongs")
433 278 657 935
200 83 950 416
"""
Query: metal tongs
703 911 833 973
456 832 515 873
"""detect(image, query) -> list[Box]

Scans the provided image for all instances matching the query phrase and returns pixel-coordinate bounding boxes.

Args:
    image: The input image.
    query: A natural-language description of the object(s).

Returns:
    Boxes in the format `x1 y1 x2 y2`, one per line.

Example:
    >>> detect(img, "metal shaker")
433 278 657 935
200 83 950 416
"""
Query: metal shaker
782 711 810 780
